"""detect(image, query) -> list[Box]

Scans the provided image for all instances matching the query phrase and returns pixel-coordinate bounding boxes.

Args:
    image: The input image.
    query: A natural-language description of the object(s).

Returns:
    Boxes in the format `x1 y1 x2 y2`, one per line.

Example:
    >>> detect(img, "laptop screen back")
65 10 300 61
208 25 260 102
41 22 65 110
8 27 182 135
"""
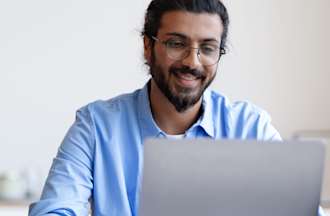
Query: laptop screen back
139 139 325 216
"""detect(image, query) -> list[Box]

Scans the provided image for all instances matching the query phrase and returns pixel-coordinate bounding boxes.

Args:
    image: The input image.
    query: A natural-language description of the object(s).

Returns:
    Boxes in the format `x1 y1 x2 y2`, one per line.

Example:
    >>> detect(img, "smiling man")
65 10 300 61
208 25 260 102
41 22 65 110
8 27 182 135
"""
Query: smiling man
28 0 325 216
146 10 226 135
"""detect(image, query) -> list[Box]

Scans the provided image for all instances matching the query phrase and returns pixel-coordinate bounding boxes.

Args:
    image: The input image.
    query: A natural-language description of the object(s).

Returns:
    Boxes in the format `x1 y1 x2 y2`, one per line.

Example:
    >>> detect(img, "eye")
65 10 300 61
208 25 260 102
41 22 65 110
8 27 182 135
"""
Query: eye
166 40 186 49
200 44 218 55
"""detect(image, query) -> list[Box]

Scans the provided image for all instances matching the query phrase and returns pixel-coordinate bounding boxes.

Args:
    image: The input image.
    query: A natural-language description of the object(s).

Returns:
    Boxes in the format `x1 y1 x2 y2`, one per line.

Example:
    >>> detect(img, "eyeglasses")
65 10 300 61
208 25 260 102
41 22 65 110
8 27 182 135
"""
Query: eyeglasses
151 36 226 66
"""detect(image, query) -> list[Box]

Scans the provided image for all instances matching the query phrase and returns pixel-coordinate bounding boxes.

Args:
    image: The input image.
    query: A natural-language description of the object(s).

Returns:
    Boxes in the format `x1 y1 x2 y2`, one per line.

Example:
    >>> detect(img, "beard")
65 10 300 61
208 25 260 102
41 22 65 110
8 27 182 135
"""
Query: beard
149 53 217 113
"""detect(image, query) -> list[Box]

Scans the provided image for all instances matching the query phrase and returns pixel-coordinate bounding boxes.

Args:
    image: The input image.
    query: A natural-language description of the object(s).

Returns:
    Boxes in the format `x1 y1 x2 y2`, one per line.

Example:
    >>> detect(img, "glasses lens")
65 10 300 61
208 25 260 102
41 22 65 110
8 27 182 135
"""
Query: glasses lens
166 47 188 61
165 44 222 66
199 53 220 66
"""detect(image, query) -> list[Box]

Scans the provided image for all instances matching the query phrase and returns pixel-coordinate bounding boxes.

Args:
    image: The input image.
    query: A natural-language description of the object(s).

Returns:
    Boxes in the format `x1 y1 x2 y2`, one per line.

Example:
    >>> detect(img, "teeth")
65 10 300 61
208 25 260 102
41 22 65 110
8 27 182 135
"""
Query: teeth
177 73 196 81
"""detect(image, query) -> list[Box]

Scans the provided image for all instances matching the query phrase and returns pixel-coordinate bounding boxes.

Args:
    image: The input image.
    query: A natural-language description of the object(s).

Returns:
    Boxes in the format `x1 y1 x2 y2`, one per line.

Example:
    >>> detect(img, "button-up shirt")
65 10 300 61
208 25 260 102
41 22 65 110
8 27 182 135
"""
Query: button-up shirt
29 82 325 216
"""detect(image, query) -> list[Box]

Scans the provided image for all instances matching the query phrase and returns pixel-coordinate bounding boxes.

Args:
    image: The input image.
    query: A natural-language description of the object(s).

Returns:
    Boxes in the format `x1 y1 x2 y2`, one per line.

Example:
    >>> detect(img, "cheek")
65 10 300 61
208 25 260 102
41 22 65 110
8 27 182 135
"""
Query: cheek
154 48 175 74
158 48 173 67
205 66 217 78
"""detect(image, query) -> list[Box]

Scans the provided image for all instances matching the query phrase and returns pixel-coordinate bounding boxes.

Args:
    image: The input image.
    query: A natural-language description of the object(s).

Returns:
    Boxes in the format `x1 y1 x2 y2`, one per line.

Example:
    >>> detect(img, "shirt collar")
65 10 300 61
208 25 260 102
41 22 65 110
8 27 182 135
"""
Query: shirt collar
195 89 215 138
137 81 215 140
137 81 163 141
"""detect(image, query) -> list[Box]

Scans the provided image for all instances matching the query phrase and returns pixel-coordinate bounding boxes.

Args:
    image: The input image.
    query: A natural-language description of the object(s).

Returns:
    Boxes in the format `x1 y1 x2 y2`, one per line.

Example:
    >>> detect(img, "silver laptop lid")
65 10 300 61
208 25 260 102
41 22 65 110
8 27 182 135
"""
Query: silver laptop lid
139 139 325 216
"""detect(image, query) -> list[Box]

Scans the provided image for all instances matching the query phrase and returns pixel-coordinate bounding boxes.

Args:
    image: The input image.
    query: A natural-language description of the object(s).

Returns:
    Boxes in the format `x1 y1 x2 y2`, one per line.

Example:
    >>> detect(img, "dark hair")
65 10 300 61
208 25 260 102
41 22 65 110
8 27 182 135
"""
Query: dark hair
142 0 229 51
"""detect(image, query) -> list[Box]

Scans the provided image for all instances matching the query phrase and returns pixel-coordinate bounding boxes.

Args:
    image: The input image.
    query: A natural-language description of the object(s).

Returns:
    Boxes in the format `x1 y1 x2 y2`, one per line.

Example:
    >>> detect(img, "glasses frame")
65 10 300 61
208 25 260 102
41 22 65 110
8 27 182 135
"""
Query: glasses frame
151 36 226 66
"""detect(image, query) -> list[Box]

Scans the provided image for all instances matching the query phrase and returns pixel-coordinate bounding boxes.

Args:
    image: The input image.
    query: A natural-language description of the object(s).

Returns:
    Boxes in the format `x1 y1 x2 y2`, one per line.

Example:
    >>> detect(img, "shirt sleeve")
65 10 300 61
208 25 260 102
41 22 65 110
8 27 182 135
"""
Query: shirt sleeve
226 101 282 141
28 106 95 216
318 206 327 216
255 110 282 141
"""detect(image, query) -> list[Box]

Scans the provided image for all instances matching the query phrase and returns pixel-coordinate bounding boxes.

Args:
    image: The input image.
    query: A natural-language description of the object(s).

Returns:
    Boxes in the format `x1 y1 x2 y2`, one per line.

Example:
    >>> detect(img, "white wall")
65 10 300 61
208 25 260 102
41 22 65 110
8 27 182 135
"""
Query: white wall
220 0 330 138
0 0 329 176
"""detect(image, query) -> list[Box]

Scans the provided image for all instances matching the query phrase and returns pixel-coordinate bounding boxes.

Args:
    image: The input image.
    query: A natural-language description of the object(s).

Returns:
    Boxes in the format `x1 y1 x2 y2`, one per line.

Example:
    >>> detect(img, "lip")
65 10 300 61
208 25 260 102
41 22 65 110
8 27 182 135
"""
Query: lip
173 72 200 88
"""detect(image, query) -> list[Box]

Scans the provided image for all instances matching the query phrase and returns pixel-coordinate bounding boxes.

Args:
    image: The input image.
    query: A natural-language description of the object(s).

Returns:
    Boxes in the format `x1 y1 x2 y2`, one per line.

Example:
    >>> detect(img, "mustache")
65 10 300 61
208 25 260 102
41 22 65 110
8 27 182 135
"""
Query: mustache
169 66 205 79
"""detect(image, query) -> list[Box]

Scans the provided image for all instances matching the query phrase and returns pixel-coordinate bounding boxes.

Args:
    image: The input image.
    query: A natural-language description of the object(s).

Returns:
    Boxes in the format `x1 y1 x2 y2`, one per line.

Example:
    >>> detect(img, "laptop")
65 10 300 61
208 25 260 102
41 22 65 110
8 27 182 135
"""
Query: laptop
139 139 325 216
293 130 330 207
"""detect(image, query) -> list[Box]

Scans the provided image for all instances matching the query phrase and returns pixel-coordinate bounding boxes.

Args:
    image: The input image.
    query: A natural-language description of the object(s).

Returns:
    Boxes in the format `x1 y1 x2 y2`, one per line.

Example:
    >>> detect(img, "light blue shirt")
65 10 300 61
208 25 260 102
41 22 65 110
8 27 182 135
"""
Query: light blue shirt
29 82 324 216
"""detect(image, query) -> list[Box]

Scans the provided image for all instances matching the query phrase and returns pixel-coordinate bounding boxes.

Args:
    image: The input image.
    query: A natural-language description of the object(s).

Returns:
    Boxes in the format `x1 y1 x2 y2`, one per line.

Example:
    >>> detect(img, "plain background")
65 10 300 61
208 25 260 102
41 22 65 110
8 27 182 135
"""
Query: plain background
0 0 329 191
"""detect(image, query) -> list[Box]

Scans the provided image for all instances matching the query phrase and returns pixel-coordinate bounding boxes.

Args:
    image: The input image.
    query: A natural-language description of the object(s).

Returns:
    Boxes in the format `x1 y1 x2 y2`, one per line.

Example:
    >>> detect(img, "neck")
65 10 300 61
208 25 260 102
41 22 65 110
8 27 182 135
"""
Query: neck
149 79 202 135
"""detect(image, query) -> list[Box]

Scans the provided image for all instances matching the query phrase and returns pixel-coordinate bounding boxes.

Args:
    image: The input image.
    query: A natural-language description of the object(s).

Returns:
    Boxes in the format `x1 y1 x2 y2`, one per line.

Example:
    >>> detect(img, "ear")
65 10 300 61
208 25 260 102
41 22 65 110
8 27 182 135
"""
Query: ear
143 36 152 65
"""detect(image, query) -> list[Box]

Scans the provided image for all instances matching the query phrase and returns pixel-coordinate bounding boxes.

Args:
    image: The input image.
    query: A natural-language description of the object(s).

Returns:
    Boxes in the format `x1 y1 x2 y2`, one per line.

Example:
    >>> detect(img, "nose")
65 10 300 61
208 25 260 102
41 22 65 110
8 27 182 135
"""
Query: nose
181 48 202 69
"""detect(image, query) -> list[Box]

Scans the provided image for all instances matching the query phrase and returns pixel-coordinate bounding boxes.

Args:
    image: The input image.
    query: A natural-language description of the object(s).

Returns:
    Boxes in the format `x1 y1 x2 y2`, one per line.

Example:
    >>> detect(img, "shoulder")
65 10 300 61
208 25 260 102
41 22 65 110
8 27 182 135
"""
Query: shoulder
208 90 269 119
207 90 280 140
87 89 140 112
75 88 142 124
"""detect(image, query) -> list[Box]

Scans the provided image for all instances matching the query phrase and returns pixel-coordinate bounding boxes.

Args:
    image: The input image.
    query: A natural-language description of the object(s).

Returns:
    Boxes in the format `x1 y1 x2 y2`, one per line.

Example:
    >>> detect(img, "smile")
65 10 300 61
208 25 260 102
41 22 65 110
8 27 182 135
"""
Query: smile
173 72 200 88
176 72 199 81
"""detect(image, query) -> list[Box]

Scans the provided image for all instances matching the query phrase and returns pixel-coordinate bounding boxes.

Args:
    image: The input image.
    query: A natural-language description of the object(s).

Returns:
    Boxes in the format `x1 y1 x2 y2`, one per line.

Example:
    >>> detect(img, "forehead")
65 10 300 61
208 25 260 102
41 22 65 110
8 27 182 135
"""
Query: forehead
157 11 223 41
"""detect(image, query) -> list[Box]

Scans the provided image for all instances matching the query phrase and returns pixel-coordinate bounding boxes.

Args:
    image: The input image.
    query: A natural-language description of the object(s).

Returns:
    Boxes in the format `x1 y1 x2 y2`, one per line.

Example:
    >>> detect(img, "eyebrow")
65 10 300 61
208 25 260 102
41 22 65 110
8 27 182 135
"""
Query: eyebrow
164 32 220 44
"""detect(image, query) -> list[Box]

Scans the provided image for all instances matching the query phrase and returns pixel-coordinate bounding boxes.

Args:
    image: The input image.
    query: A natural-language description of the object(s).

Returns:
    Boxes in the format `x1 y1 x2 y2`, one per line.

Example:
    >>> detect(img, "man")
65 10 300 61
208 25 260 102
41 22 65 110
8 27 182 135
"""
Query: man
29 0 325 215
